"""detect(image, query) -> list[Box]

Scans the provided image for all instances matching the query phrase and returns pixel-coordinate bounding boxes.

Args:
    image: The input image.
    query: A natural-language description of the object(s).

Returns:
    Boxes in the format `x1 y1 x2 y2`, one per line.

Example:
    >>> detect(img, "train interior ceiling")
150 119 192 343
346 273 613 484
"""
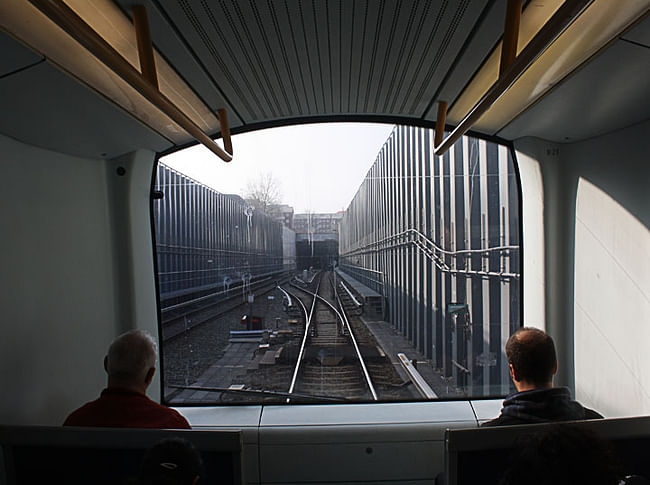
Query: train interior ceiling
1 0 649 484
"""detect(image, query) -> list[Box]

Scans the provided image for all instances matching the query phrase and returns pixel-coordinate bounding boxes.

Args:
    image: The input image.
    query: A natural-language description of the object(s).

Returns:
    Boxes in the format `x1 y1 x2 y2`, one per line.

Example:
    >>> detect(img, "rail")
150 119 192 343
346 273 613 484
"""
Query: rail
162 274 282 313
287 276 378 401
331 274 378 401
397 353 438 399
337 264 385 297
276 286 293 308
340 228 519 279
338 280 362 308
161 273 292 341
286 279 319 400
156 243 281 258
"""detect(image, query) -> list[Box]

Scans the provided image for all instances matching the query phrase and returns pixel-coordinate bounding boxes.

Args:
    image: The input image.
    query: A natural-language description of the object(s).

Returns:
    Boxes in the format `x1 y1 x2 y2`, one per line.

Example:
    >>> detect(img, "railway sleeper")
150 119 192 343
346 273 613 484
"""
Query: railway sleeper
301 345 389 362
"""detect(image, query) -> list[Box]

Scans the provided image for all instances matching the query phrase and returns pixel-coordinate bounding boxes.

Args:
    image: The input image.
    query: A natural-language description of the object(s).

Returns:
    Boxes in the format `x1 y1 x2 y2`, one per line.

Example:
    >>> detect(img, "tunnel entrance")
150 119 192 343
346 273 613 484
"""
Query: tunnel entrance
295 238 338 270
292 212 342 270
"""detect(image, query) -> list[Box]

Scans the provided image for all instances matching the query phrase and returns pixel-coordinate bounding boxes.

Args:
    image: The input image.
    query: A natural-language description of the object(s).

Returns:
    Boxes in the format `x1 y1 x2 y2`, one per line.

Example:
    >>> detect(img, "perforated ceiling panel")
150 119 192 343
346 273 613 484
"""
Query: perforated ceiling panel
126 0 492 128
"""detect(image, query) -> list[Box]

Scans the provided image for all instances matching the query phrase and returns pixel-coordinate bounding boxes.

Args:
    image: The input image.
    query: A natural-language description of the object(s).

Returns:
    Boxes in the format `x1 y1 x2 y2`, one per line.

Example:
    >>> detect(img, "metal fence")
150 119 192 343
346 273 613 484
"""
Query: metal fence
153 163 285 305
339 126 521 396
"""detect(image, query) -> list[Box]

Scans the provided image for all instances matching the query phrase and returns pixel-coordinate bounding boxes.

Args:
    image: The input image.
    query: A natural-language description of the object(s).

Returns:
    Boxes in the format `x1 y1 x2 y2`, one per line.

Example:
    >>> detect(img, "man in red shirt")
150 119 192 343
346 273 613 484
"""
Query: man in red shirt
64 330 190 429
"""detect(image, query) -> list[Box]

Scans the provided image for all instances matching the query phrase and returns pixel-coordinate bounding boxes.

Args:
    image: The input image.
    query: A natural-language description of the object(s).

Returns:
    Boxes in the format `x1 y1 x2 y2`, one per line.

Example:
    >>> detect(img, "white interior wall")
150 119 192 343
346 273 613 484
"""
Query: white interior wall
567 119 650 417
105 149 160 399
0 134 117 425
514 136 578 390
0 134 159 425
514 120 650 412
513 139 546 331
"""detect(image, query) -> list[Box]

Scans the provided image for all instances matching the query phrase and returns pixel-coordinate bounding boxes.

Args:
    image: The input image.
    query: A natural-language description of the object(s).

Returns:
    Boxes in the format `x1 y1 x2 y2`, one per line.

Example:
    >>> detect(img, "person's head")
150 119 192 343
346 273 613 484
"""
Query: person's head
506 327 558 391
138 438 203 485
104 330 157 392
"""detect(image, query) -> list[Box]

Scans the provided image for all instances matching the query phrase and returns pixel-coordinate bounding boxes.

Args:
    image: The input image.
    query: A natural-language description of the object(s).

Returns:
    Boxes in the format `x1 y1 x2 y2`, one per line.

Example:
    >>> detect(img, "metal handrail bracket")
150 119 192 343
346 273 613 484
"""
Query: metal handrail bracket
28 0 233 162
433 0 593 156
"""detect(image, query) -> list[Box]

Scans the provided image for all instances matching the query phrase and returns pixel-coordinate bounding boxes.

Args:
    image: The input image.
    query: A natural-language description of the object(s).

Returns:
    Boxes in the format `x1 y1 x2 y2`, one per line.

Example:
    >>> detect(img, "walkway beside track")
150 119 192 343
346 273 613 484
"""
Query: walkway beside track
334 268 381 298
361 318 453 398
334 269 384 319
335 270 454 398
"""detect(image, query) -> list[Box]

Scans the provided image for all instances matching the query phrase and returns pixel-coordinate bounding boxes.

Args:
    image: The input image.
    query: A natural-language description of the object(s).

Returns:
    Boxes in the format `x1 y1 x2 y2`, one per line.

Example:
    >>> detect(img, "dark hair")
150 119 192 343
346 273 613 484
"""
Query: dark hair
499 424 621 485
505 327 556 386
138 438 203 485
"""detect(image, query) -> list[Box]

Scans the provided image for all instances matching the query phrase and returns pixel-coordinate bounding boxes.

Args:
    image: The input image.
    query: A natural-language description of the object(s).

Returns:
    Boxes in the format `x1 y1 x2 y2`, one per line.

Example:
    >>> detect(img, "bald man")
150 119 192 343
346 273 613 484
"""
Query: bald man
483 327 602 427
64 330 190 429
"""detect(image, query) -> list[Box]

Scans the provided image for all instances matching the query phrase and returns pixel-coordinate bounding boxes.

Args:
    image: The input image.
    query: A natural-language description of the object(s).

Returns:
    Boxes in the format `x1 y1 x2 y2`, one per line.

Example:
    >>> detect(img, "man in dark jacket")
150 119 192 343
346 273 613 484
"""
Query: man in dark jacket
482 327 602 426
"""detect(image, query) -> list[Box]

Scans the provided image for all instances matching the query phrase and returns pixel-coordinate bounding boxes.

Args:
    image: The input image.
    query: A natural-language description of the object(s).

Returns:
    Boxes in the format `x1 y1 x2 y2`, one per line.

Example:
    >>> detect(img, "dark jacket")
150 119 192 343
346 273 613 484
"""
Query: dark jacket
482 387 603 427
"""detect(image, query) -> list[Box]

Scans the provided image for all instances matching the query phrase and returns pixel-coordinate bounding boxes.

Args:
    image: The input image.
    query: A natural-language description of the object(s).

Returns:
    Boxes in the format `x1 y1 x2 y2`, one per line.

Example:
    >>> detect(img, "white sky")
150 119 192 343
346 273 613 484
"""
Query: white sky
161 122 395 213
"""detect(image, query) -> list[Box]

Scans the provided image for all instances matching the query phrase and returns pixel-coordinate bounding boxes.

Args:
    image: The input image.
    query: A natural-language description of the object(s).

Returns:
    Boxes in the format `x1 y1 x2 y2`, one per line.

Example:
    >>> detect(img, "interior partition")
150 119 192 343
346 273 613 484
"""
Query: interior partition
0 134 158 425
515 121 650 416
567 119 650 417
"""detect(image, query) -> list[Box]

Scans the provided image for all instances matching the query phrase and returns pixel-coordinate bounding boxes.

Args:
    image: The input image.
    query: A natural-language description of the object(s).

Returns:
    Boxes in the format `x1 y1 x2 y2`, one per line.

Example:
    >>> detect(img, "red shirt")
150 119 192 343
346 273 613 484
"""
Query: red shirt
63 388 190 429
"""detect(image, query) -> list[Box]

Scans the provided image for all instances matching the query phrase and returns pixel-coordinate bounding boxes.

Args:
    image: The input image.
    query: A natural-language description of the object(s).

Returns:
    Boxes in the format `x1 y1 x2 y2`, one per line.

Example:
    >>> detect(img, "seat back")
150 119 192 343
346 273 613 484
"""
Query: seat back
445 416 650 485
0 425 243 485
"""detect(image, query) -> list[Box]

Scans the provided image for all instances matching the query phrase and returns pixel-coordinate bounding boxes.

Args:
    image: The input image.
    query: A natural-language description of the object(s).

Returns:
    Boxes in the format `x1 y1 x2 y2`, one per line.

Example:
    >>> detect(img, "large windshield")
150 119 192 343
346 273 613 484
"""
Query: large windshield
153 123 521 405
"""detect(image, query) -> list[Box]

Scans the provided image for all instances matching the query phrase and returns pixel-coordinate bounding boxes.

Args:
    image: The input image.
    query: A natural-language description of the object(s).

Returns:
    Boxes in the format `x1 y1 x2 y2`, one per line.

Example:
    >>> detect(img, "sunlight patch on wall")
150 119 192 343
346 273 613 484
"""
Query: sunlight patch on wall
514 141 545 330
575 177 650 417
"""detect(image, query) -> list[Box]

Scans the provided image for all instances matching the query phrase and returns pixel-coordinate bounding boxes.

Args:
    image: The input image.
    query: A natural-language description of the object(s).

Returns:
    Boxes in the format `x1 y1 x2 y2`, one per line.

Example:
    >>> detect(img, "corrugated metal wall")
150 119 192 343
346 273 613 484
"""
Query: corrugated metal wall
339 126 520 396
154 163 284 305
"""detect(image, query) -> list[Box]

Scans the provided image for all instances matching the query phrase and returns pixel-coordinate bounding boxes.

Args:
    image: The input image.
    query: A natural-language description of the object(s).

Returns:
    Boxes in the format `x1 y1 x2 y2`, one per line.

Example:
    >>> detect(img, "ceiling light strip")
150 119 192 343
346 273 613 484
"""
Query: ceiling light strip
28 0 233 162
434 0 593 156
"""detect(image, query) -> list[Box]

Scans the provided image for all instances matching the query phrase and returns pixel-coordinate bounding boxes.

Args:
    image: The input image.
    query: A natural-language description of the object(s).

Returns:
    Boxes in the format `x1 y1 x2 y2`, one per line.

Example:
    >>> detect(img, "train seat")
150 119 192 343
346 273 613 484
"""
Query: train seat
444 416 650 485
0 425 243 485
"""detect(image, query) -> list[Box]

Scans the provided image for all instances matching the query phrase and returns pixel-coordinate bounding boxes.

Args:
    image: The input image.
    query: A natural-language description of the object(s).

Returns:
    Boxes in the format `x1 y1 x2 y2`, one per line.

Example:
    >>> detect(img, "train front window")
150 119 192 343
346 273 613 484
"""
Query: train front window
153 123 521 405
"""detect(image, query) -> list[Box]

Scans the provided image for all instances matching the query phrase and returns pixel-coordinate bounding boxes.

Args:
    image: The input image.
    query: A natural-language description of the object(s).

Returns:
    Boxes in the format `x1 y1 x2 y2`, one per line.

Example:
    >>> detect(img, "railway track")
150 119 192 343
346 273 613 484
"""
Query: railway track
162 274 290 341
167 270 410 404
282 271 404 402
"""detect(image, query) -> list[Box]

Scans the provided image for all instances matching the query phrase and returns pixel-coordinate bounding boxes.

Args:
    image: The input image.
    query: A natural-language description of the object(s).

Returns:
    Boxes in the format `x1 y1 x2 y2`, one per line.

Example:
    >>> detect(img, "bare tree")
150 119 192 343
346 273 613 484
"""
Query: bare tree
243 172 282 213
